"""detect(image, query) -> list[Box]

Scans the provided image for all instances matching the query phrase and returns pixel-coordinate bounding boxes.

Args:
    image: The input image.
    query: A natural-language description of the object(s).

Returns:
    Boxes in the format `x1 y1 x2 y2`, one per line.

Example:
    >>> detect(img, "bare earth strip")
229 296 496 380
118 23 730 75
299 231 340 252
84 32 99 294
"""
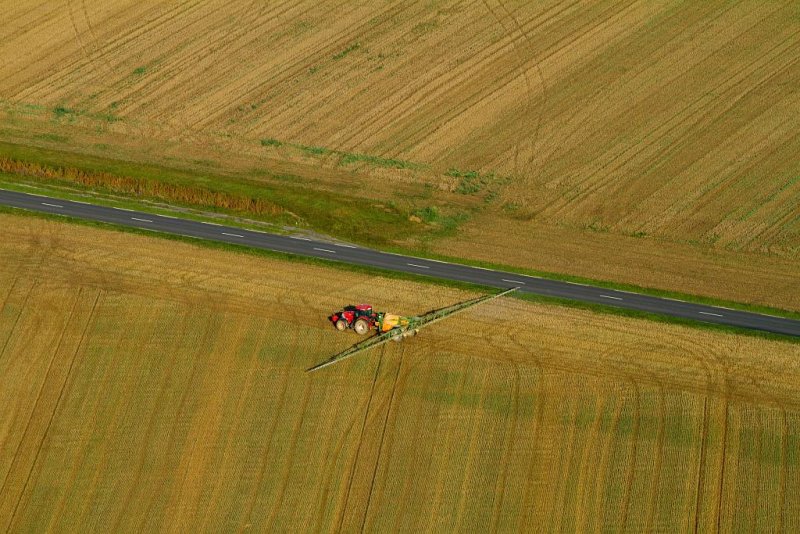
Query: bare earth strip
0 214 798 530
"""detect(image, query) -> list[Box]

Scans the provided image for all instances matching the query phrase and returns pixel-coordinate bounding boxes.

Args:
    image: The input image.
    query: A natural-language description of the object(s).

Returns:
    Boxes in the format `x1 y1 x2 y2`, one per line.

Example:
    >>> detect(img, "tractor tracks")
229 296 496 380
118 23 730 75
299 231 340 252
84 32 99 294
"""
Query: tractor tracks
335 344 386 533
359 344 404 532
4 289 100 534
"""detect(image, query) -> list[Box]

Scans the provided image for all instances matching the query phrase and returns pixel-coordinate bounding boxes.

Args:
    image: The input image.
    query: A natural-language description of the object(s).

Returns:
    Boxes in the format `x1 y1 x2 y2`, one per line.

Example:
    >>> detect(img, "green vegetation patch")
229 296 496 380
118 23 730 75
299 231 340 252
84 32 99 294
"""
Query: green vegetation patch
338 152 420 170
260 138 282 147
332 42 360 60
53 105 74 118
0 142 426 245
447 168 495 195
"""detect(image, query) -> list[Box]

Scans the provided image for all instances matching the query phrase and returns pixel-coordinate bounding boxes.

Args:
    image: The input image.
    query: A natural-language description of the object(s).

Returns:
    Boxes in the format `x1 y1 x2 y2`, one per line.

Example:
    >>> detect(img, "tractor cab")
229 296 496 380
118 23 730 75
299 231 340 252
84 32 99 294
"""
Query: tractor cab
330 304 377 333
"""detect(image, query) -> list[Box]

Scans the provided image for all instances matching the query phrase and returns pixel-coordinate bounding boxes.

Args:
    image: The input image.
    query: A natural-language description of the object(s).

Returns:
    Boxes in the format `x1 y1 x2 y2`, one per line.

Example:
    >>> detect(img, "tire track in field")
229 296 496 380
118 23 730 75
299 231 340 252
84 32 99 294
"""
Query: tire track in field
4 289 100 533
252 0 432 143
539 1 752 215
529 1 704 196
258 327 325 530
590 393 624 530
618 379 641 531
483 327 526 530
230 0 357 130
510 330 558 528
0 287 80 517
495 0 548 178
91 0 240 140
23 1 198 102
308 1 563 156
572 391 607 531
334 344 385 533
421 355 473 529
452 363 494 531
544 390 579 531
480 0 533 178
381 347 439 531
168 0 313 130
67 0 116 86
237 322 300 532
644 386 666 531
359 345 404 532
0 279 35 364
331 1 578 161
688 331 719 533
748 414 764 533
714 401 729 532
309 335 394 527
192 0 410 131
110 308 194 531
487 357 521 532
777 410 789 533
548 5 797 222
647 46 800 242
375 0 635 164
546 5 752 216
692 398 709 533
275 0 441 141
263 373 314 530
0 278 18 317
119 0 270 135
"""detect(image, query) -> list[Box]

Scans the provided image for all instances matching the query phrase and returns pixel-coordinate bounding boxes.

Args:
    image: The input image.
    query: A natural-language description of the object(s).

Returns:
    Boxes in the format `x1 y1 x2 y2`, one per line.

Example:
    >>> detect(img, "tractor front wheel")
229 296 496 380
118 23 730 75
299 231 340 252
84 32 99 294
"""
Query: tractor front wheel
353 318 371 335
335 319 348 331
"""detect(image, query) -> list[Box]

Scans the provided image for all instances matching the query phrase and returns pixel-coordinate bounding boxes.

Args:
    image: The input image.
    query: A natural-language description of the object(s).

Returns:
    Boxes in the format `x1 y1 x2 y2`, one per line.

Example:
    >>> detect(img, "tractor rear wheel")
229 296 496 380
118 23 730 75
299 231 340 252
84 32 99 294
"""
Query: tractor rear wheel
353 318 370 335
335 319 348 331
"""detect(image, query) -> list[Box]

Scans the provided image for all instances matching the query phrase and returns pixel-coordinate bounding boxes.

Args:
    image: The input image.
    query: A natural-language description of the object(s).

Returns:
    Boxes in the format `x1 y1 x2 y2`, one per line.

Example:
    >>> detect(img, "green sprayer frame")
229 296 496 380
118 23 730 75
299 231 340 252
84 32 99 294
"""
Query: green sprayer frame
306 287 517 372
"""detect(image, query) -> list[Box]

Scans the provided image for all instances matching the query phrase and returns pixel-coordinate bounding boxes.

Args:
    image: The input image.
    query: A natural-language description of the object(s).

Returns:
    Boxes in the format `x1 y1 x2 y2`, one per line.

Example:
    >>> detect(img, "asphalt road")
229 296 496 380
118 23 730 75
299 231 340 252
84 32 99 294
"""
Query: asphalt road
2 188 798 337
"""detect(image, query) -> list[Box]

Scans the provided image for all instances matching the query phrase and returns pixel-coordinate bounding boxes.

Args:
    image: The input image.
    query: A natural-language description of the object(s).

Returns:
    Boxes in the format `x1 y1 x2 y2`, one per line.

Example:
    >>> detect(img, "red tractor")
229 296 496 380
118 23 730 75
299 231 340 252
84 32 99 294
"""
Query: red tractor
329 304 378 335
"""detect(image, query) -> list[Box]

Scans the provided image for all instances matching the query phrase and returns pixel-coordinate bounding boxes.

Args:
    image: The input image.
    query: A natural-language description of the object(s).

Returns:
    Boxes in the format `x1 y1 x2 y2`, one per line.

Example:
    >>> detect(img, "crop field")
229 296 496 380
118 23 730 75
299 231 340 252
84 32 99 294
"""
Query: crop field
1 213 798 531
0 1 798 310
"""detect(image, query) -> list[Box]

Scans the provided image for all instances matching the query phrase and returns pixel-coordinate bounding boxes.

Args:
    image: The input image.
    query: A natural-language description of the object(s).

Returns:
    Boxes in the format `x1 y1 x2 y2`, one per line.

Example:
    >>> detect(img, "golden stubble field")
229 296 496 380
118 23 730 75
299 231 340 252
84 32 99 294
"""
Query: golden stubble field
0 1 798 310
0 214 798 531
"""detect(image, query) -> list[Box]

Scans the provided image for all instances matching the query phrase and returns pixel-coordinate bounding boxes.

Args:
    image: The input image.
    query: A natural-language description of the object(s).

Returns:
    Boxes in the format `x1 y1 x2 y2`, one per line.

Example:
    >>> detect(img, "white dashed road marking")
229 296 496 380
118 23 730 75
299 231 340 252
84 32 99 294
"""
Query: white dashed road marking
131 217 152 223
222 232 244 238
699 311 723 317
502 279 526 285
41 202 63 208
314 248 336 253
407 263 430 269
600 295 623 300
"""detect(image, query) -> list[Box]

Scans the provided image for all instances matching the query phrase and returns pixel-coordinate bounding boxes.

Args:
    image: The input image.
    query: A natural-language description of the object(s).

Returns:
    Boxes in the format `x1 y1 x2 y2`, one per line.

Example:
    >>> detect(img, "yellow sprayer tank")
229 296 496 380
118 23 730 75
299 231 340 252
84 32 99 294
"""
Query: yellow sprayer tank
378 313 410 332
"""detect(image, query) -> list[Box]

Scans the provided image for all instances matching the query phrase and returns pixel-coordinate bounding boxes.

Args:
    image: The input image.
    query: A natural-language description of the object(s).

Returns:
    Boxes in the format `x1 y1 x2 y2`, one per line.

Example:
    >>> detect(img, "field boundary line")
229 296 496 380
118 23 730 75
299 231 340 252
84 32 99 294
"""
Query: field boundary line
5 290 100 532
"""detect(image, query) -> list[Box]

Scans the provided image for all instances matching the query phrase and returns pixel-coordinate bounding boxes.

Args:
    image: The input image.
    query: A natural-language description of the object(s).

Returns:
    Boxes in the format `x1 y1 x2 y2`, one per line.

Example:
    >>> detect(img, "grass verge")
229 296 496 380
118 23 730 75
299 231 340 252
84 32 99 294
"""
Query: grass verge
2 204 797 344
0 142 422 245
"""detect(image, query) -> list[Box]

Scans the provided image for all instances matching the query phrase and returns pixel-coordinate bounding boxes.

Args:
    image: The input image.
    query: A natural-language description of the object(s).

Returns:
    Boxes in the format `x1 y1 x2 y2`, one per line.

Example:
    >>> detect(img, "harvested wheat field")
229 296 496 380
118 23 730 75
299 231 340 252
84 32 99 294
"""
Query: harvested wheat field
0 1 798 309
1 213 798 531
